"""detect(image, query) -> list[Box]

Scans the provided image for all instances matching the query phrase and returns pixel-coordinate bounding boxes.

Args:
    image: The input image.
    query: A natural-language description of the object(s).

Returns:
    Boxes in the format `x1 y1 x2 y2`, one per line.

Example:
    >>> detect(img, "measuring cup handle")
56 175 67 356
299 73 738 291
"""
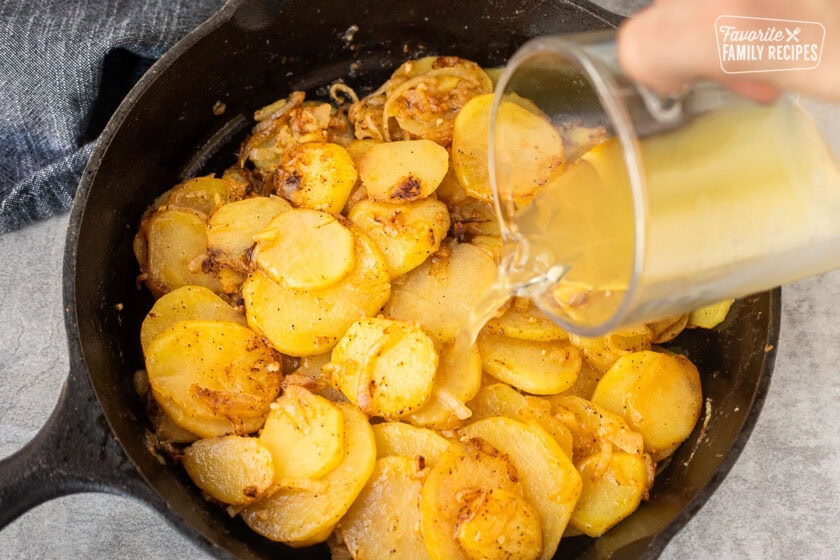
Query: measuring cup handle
0 363 158 529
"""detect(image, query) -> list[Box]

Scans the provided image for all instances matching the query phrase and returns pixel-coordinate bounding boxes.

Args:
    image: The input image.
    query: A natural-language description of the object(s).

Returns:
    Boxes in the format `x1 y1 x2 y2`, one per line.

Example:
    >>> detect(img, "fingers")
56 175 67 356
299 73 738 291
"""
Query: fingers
617 0 840 102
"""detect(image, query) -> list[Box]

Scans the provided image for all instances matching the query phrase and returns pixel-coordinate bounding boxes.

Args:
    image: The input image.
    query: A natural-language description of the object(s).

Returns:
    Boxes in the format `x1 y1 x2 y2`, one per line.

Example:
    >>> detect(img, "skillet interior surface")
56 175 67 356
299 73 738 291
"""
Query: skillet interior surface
67 0 779 558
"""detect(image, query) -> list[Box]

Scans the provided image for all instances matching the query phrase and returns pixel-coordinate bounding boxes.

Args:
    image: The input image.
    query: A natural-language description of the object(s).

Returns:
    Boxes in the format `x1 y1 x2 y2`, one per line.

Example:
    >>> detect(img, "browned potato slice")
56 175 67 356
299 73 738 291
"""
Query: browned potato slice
358 140 448 202
254 208 355 290
243 224 390 357
483 297 569 342
274 142 357 215
259 386 346 485
348 198 450 278
140 285 245 353
570 451 651 537
420 438 537 560
592 351 703 460
477 330 581 395
336 456 430 560
451 94 565 202
207 196 291 267
328 317 438 418
241 402 376 547
460 417 582 560
165 175 245 218
467 383 573 459
548 395 644 462
144 209 222 297
385 241 497 343
405 340 482 430
183 435 274 506
372 421 453 468
145 320 283 438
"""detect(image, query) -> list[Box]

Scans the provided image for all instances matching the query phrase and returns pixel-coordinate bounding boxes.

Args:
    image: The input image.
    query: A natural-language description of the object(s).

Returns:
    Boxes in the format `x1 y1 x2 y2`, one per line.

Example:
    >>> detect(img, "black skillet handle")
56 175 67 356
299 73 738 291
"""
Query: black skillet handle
0 363 161 529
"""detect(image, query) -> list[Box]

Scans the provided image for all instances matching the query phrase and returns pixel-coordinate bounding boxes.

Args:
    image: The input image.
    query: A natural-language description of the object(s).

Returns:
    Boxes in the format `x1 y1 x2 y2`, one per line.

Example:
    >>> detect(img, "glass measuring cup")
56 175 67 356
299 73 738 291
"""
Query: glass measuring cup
489 30 840 337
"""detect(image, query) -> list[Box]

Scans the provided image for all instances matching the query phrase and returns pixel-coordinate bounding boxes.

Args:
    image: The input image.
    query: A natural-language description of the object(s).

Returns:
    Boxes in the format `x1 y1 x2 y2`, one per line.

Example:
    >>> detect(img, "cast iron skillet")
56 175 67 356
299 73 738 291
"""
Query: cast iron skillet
0 0 780 558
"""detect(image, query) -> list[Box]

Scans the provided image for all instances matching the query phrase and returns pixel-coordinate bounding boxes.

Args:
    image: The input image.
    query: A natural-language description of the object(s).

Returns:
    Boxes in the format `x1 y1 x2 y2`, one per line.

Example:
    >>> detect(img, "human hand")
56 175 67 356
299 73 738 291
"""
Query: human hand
617 0 840 102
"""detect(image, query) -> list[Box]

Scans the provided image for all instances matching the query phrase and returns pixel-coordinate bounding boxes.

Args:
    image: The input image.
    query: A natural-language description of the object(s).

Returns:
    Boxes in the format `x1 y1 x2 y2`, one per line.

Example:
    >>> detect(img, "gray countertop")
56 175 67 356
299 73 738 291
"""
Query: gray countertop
2 1 840 558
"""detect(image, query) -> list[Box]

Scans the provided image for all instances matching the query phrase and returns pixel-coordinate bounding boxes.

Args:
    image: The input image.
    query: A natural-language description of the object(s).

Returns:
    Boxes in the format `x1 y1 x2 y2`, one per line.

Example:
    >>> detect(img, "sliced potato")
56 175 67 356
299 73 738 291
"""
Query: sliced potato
145 320 283 438
259 386 346 485
570 451 651 537
243 224 390 357
592 351 703 460
469 235 502 263
689 299 734 329
372 421 454 468
348 198 450 278
483 297 569 342
328 318 438 418
337 456 430 560
164 175 245 218
344 138 380 165
405 340 482 430
358 140 448 203
567 333 622 373
254 208 355 290
144 209 222 297
385 241 497 343
459 416 581 560
457 487 543 560
451 94 565 202
140 285 246 353
647 313 689 343
477 330 581 395
183 435 274 506
274 142 357 214
467 383 573 459
241 402 376 547
420 437 534 560
207 196 292 267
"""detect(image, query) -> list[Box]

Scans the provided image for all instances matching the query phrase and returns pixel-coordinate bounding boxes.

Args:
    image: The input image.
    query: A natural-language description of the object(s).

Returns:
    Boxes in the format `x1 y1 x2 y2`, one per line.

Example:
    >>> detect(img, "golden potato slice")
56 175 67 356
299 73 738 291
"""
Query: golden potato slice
337 456 430 560
145 320 283 438
358 140 448 203
274 142 357 215
372 421 454 468
144 209 222 297
592 351 703 460
689 299 734 329
562 360 603 401
483 297 569 342
182 435 274 506
259 386 345 485
165 175 245 218
348 198 450 278
207 196 291 267
570 451 651 537
451 94 565 202
548 395 644 462
140 285 246 352
385 241 497 343
469 235 502 263
420 437 534 560
328 317 438 418
459 417 582 560
243 224 390 357
405 340 482 430
254 208 355 291
455 487 543 560
467 383 573 459
241 402 376 547
477 330 581 395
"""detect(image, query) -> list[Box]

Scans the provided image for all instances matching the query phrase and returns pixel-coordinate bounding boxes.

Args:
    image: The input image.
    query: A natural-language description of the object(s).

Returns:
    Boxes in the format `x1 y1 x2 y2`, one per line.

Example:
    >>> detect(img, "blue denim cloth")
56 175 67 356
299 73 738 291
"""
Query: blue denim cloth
0 0 224 233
